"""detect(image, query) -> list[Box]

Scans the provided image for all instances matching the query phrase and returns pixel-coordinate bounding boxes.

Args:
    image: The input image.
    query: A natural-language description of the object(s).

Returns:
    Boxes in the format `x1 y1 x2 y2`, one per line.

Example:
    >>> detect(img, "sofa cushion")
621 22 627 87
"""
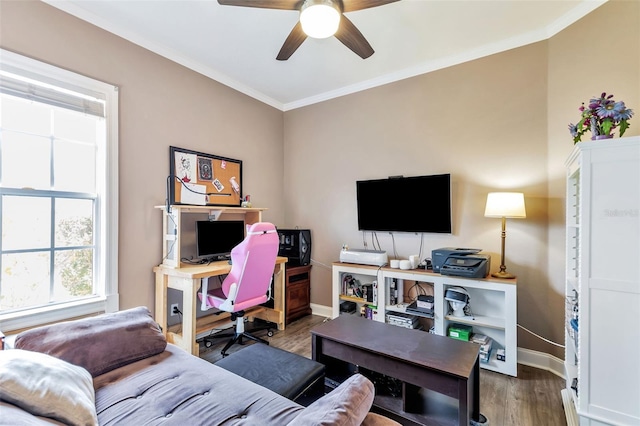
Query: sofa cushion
14 306 166 377
0 349 98 426
93 344 305 425
287 374 375 426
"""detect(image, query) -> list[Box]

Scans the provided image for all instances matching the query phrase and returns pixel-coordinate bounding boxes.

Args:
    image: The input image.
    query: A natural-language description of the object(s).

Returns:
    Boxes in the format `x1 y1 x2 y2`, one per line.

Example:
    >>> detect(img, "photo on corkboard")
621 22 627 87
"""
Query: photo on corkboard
169 146 243 207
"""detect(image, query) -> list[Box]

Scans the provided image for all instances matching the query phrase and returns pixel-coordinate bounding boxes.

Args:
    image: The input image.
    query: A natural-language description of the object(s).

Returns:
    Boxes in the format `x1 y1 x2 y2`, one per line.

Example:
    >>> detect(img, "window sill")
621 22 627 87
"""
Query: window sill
0 295 118 334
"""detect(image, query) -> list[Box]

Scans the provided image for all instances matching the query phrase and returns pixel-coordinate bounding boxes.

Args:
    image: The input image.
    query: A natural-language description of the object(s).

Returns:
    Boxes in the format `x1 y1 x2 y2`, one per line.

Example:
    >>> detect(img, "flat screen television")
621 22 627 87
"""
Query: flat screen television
196 220 245 260
356 174 452 233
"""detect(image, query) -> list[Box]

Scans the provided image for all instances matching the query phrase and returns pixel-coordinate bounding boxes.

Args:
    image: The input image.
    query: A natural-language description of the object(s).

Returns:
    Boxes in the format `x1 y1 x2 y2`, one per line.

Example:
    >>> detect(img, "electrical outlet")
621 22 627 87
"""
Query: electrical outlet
170 303 179 316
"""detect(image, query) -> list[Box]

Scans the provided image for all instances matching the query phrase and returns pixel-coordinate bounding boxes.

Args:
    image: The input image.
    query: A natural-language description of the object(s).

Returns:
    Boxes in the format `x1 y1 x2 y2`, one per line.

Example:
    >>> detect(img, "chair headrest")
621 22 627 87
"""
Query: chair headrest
246 222 277 235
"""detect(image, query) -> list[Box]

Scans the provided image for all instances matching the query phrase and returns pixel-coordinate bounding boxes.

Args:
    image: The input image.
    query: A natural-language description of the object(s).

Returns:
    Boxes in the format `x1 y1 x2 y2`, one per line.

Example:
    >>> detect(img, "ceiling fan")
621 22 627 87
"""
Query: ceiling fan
217 0 400 60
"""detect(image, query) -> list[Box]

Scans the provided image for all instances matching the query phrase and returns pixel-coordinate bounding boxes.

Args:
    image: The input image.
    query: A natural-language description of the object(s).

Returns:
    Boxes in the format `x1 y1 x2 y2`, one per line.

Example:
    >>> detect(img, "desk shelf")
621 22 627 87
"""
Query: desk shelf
155 205 266 268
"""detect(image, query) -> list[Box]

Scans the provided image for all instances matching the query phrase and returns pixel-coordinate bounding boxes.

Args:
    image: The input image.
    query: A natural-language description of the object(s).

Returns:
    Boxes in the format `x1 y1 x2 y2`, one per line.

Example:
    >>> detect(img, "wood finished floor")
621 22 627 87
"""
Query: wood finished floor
199 315 567 426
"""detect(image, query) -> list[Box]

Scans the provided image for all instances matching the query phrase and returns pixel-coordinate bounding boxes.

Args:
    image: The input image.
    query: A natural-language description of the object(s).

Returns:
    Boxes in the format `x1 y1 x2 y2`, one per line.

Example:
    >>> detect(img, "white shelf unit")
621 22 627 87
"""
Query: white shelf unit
332 263 383 321
563 137 640 426
332 263 518 377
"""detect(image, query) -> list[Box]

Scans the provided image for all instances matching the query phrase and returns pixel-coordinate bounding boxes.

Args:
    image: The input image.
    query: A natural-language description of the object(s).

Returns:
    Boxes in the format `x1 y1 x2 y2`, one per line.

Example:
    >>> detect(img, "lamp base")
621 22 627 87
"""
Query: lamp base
491 271 516 279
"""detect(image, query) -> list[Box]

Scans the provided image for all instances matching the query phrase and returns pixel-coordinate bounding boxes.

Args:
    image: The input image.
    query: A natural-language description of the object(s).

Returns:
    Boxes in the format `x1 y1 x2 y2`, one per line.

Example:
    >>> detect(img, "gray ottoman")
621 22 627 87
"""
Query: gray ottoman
215 343 325 405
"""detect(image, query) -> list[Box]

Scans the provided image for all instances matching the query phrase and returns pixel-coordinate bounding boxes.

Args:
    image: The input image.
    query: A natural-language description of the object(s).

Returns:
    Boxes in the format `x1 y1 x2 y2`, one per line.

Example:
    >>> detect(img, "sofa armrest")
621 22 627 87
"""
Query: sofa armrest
361 412 402 426
14 306 166 377
288 374 400 426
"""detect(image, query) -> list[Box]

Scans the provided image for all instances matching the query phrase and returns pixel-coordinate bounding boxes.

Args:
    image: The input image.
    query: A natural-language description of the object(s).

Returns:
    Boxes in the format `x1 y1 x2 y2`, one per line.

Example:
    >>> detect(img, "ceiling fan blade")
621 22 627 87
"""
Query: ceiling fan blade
334 15 374 59
342 0 400 13
218 0 302 10
276 22 308 60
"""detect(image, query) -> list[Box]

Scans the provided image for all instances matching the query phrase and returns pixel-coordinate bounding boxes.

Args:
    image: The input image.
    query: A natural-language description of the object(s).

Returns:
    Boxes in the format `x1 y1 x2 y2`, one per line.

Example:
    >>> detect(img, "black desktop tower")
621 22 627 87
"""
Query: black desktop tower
277 229 311 266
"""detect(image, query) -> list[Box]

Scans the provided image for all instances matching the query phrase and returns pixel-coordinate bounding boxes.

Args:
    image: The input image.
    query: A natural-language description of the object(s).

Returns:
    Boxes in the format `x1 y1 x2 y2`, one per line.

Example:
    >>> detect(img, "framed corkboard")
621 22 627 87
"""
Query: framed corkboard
169 146 242 207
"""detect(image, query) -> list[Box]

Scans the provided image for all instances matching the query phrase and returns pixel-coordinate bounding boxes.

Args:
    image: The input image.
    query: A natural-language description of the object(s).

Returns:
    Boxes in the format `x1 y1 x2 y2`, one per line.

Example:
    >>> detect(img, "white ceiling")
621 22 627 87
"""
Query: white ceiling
43 0 607 111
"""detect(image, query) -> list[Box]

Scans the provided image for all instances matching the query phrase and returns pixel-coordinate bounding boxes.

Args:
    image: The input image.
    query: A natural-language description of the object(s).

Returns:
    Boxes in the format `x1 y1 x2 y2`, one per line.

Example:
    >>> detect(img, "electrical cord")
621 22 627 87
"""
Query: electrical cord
165 174 220 214
517 324 565 348
161 212 178 262
308 258 331 270
406 282 428 303
373 232 382 251
170 307 183 334
180 256 224 265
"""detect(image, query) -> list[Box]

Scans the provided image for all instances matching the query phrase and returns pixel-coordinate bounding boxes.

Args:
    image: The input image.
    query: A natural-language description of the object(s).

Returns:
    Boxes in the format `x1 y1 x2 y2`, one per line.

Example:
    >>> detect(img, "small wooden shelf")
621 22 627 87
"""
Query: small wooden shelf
339 294 368 304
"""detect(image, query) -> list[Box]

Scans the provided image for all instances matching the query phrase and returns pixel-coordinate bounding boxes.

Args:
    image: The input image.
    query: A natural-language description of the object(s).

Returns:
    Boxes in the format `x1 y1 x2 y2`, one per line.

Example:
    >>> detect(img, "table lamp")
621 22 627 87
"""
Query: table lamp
484 192 526 279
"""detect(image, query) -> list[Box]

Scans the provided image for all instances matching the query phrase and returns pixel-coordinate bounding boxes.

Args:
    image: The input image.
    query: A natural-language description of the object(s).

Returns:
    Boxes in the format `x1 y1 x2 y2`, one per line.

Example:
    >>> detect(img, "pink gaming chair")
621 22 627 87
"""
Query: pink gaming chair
198 222 279 356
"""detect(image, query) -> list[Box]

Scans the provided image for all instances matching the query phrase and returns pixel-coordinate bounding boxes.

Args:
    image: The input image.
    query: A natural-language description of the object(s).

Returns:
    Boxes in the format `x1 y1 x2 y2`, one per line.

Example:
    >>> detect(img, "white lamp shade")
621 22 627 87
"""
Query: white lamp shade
300 0 341 39
484 192 526 218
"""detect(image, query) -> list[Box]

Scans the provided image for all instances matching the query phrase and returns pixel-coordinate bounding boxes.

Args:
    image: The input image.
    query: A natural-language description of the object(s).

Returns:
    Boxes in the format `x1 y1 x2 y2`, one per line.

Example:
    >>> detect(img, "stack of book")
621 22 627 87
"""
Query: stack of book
362 304 378 320
471 333 493 363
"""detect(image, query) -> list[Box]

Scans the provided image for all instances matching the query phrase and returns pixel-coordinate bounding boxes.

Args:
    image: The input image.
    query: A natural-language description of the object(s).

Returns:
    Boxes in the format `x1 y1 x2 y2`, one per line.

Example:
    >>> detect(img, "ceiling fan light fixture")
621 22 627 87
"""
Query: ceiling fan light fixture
300 0 341 39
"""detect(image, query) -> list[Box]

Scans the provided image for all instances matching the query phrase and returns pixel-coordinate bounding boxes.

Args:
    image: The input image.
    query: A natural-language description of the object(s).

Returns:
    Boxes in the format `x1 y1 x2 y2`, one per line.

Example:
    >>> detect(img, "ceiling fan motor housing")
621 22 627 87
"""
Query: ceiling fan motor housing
300 0 341 39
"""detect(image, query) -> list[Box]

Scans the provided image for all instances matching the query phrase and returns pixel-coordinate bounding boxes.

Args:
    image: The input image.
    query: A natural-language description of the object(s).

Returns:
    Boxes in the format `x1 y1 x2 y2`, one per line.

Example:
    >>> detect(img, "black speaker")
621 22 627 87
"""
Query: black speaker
277 229 311 266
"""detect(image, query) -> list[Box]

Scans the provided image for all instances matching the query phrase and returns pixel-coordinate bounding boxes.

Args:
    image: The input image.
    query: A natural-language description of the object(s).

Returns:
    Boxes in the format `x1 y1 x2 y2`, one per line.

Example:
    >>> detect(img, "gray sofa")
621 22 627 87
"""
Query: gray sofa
0 307 399 426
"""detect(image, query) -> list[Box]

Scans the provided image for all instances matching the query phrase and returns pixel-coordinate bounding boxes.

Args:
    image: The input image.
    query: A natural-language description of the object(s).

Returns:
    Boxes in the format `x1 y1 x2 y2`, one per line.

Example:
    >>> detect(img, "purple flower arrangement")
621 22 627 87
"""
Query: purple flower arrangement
568 92 634 143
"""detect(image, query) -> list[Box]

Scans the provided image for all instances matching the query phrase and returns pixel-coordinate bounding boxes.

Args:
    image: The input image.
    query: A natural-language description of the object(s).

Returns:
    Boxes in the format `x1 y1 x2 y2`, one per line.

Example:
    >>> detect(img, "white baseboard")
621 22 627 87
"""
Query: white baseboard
561 389 579 426
517 347 565 379
310 303 333 319
311 304 566 379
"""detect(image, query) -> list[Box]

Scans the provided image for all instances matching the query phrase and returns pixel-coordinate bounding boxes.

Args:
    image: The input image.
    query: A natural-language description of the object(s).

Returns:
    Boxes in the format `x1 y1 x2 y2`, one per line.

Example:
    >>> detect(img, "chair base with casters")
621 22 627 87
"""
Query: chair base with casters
201 311 275 357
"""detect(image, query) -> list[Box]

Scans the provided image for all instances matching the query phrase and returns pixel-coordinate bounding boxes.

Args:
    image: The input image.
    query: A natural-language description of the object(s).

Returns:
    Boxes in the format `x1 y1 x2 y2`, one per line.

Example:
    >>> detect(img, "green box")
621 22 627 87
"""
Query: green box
448 323 473 341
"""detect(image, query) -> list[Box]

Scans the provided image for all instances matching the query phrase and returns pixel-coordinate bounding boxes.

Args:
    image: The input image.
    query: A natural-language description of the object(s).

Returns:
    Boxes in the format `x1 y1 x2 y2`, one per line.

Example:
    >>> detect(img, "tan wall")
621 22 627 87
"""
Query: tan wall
283 0 639 357
1 0 638 358
284 42 554 354
0 0 286 315
544 0 640 357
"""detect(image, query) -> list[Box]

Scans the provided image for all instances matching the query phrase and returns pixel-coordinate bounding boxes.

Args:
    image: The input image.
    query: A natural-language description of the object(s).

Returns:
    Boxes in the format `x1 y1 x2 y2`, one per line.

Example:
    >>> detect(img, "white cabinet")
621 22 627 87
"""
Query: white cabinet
563 137 640 426
332 262 518 377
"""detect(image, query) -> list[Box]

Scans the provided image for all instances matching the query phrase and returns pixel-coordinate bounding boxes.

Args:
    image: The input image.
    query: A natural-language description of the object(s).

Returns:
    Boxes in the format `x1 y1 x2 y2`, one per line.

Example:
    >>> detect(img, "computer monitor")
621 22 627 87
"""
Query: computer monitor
195 220 245 260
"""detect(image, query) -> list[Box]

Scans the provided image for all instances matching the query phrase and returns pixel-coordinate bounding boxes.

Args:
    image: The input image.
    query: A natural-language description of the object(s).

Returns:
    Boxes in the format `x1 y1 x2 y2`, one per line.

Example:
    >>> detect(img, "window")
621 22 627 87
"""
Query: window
0 49 118 331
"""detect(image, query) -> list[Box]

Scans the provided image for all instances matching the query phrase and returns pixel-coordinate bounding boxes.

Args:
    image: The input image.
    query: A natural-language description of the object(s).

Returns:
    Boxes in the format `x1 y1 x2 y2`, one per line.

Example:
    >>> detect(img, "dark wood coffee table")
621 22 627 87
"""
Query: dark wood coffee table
311 315 480 426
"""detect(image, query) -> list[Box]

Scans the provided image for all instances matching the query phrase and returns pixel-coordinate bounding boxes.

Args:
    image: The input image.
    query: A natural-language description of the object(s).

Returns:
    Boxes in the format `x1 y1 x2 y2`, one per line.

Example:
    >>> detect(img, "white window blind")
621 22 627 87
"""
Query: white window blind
0 71 105 117
0 49 119 331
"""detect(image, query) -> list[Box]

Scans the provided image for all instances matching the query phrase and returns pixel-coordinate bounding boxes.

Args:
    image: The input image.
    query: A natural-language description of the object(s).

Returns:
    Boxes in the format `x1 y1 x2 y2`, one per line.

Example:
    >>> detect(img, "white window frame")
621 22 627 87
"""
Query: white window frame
0 49 118 331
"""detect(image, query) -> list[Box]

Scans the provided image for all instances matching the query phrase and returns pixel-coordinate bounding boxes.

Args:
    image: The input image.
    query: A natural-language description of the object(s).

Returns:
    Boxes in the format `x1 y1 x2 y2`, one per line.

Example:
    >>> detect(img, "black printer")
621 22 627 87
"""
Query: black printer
431 247 491 278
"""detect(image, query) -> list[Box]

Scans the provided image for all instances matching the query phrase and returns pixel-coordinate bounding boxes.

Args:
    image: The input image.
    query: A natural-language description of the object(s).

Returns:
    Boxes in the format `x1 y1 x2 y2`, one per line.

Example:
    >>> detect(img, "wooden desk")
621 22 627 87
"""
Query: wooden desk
311 315 480 426
154 256 287 356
